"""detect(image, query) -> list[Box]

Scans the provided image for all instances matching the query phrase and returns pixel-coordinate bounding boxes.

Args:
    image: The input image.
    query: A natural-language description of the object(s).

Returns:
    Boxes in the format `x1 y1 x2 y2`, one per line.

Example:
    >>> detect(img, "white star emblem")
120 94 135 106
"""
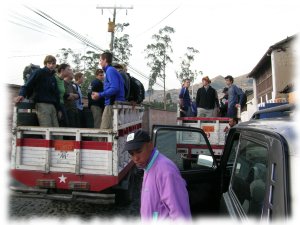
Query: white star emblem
58 174 67 183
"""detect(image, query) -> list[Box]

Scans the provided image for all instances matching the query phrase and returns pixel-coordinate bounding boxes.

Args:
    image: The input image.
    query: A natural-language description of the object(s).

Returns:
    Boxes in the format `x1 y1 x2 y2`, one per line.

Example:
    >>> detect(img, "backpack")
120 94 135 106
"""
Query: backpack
128 76 145 104
22 64 40 99
119 71 131 100
238 88 247 110
23 64 40 84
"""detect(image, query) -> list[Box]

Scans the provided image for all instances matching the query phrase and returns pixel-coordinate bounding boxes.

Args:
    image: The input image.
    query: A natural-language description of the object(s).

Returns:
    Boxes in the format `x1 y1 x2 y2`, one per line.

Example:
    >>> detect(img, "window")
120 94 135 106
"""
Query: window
155 129 213 170
231 138 268 217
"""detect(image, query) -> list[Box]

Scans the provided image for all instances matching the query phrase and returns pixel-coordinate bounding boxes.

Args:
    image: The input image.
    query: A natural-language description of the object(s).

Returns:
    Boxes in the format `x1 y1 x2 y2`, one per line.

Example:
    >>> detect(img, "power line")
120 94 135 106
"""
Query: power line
9 10 57 35
25 6 166 89
132 5 180 40
8 19 57 37
8 8 88 47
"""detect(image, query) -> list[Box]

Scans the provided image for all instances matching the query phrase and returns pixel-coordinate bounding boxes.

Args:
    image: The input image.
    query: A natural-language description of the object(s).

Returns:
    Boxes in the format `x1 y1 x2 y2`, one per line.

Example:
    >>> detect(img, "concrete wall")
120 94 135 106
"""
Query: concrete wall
142 106 177 133
271 44 296 99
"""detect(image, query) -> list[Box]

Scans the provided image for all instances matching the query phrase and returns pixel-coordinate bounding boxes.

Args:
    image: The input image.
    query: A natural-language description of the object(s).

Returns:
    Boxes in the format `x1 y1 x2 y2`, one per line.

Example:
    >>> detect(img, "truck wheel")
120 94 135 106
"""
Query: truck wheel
115 171 135 205
182 159 191 170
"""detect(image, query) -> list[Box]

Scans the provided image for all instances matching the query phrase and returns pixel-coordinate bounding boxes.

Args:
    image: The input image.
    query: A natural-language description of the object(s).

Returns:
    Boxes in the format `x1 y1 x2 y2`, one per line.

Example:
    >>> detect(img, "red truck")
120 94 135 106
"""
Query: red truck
10 101 143 204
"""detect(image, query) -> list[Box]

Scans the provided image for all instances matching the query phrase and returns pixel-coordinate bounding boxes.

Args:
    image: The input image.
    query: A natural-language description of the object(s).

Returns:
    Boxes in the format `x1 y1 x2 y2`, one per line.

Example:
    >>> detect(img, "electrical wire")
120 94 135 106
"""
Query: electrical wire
132 5 180 40
26 6 166 89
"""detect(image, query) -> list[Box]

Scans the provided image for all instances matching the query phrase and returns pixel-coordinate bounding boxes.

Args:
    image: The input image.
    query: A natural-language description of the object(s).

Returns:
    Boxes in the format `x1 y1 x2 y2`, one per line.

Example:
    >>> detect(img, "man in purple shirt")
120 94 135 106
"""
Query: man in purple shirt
123 130 191 221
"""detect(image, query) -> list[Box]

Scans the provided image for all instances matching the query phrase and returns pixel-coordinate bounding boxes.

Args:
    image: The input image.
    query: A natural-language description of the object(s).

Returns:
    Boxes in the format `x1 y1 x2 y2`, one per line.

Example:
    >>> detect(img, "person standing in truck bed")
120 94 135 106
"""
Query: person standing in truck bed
91 52 125 129
195 76 219 117
224 75 245 118
179 79 193 117
64 70 79 128
88 69 105 128
15 55 60 127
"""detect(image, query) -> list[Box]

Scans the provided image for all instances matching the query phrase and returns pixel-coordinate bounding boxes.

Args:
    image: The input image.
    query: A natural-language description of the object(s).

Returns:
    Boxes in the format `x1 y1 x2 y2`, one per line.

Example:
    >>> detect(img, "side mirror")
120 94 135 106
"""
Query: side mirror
197 154 214 168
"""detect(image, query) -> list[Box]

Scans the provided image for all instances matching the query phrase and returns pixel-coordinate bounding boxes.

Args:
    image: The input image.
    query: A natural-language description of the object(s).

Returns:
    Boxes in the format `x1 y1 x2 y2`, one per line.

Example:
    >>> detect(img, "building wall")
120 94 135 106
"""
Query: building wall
141 106 177 133
256 66 273 104
271 44 296 100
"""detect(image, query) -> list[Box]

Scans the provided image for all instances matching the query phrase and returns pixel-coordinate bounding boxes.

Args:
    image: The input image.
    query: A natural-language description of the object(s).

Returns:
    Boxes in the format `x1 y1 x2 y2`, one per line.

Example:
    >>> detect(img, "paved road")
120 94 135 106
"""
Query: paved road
8 171 143 220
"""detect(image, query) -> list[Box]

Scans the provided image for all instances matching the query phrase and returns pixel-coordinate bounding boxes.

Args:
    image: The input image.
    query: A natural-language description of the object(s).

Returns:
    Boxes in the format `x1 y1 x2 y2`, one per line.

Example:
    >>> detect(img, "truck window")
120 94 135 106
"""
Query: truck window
230 138 268 217
155 129 213 170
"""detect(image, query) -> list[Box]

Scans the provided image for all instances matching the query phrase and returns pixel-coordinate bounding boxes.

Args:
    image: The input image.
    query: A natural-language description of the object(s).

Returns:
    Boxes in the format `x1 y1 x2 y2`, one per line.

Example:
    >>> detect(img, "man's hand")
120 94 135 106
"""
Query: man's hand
57 111 62 120
235 103 241 108
67 93 79 100
224 126 229 132
91 92 100 100
15 96 24 103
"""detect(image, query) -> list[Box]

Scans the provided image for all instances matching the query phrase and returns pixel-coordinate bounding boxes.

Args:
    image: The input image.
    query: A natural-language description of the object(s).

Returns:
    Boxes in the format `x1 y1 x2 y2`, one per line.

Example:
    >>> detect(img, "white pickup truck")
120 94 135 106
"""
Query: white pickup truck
154 104 297 221
10 101 143 204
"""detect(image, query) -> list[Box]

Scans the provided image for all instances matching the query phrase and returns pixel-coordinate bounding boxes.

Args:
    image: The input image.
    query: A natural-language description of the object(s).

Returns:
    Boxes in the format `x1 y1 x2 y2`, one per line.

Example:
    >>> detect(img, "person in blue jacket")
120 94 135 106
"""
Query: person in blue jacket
91 52 125 129
179 79 192 117
224 75 245 118
15 55 61 127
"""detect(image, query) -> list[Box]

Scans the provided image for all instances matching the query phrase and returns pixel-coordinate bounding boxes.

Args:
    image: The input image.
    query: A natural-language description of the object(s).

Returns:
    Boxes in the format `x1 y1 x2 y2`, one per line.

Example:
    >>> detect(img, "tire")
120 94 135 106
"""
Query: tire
115 171 135 205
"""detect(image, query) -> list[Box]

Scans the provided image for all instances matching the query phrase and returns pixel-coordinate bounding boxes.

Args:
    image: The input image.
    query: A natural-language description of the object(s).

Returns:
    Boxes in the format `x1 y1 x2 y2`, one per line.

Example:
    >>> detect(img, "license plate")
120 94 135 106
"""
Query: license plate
202 125 215 132
54 140 75 151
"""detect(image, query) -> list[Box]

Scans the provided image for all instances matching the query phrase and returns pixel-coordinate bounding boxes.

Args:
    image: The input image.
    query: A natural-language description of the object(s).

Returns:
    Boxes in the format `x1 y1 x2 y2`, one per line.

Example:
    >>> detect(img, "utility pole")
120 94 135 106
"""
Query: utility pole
96 5 133 53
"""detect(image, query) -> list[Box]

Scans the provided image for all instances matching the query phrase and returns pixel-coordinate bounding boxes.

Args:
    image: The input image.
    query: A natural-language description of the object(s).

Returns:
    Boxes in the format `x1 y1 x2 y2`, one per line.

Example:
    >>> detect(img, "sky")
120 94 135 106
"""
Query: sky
3 0 300 90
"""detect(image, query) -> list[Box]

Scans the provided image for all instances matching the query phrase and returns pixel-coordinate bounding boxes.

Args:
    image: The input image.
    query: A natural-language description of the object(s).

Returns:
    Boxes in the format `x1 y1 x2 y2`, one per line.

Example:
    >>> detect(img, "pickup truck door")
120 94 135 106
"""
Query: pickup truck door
152 125 222 215
219 128 290 221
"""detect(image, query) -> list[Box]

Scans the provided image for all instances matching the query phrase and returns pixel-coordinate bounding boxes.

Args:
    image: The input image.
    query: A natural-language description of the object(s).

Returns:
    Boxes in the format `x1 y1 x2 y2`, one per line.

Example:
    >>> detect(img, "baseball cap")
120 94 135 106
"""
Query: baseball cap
123 130 151 152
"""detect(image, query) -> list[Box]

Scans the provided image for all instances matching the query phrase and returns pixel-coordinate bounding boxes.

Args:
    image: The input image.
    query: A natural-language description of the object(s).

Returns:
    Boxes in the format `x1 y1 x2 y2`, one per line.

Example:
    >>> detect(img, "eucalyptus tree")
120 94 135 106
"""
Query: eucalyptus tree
80 51 101 96
144 26 175 110
176 47 203 98
113 23 132 65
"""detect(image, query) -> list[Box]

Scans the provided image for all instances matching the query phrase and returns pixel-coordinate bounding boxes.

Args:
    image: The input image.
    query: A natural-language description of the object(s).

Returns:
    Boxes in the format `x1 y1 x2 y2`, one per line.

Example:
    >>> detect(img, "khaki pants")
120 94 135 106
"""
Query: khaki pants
100 105 113 129
35 103 59 127
197 108 214 117
91 105 103 128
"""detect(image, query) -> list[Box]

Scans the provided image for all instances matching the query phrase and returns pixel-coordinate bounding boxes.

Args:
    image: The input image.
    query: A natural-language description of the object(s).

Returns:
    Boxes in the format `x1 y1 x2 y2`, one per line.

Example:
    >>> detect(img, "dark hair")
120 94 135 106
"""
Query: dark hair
43 55 56 65
95 69 104 76
74 72 83 81
112 62 123 70
57 63 70 73
183 78 190 82
224 75 234 83
100 52 113 65
232 118 239 124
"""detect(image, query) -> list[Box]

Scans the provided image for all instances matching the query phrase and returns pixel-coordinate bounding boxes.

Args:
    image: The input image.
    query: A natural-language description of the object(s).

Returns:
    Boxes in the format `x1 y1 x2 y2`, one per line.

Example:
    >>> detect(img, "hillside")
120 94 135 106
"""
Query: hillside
145 74 253 103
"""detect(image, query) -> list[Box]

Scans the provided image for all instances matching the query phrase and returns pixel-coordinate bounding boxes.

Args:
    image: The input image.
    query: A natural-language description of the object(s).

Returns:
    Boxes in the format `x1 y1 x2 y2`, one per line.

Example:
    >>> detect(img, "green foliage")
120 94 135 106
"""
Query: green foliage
144 26 175 89
144 26 175 109
176 47 202 84
166 92 172 103
148 100 177 111
56 49 100 96
113 23 133 65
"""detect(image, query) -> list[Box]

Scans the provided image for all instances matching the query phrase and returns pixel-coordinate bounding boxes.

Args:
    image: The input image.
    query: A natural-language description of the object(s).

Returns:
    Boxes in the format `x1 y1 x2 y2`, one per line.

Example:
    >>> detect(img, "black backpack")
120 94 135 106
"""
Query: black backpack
22 64 40 99
238 88 247 110
23 64 40 84
119 71 131 100
128 76 145 104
